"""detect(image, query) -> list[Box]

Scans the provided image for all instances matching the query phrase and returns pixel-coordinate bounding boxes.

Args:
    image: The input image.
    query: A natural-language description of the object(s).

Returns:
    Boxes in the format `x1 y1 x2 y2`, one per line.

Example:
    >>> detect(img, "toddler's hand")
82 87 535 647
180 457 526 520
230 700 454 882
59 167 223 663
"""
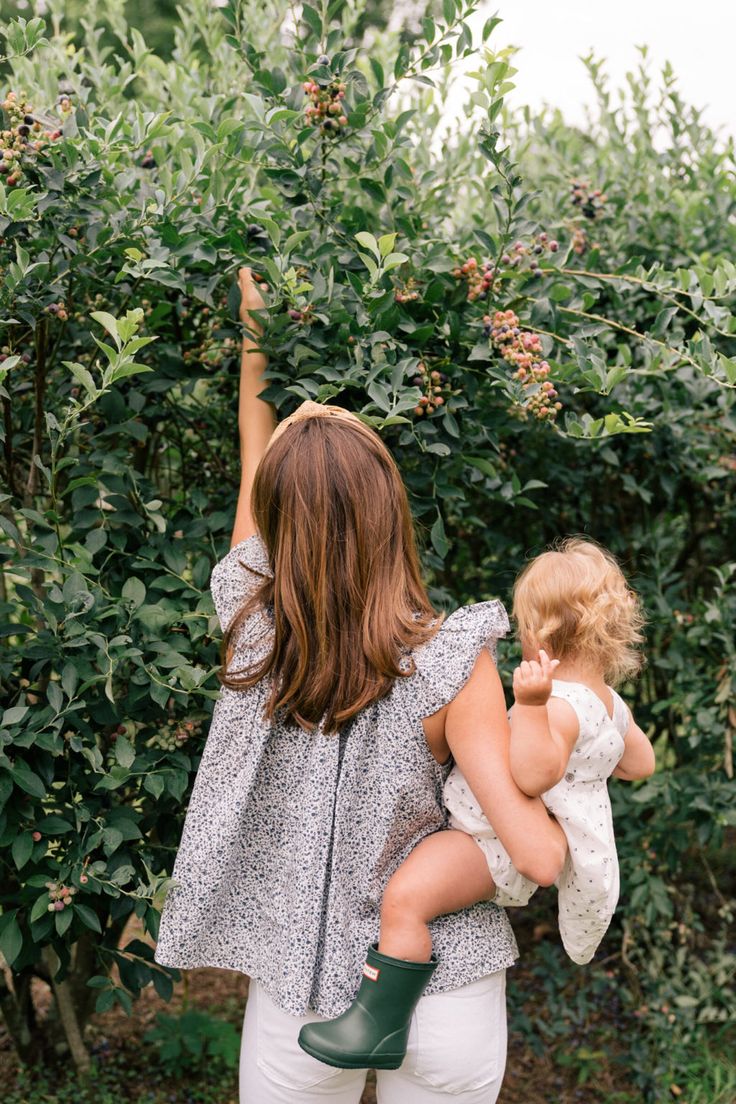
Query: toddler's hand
513 650 560 706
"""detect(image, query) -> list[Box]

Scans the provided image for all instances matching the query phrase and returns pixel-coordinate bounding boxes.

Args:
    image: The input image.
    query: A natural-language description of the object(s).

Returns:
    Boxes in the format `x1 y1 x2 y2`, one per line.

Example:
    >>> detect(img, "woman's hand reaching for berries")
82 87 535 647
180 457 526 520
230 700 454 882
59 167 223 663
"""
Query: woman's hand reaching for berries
231 267 276 547
238 266 267 325
513 650 560 707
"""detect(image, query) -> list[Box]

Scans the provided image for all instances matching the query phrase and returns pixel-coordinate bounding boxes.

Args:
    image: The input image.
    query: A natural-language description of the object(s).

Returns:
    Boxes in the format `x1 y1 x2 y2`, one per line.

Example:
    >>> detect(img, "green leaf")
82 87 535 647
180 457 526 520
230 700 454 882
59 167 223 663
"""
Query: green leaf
47 682 63 713
0 915 22 966
430 514 449 559
357 252 378 280
90 312 121 350
144 773 165 800
61 663 78 700
2 705 29 726
96 989 116 1013
301 3 322 37
75 904 102 933
9 765 46 800
114 736 136 769
38 815 74 834
382 252 409 272
355 231 380 257
103 827 124 855
30 893 51 923
87 975 113 989
68 362 98 395
55 908 73 936
122 577 146 609
12 832 34 869
378 233 397 258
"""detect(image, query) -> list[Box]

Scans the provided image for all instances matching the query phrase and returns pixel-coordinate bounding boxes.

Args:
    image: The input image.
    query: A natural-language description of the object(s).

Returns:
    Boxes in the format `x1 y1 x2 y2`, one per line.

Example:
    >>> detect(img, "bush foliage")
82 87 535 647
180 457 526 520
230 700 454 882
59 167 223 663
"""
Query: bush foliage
0 0 734 1096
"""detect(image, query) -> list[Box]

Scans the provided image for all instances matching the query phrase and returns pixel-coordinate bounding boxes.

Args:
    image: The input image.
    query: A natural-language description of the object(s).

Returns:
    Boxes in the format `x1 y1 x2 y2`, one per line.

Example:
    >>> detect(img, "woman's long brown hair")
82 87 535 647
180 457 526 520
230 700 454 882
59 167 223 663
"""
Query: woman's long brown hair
220 415 441 732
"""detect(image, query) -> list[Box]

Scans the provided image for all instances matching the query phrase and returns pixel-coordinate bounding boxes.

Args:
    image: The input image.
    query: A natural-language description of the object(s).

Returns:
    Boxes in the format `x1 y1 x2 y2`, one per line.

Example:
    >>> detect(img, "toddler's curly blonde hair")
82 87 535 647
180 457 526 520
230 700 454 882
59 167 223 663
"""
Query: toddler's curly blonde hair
512 538 645 686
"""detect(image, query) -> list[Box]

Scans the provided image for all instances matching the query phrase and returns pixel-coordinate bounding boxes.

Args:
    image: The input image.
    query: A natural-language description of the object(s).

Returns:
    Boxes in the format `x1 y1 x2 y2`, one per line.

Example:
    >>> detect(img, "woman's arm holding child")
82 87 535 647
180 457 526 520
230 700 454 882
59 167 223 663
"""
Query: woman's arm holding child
509 651 579 797
378 651 568 961
445 651 568 887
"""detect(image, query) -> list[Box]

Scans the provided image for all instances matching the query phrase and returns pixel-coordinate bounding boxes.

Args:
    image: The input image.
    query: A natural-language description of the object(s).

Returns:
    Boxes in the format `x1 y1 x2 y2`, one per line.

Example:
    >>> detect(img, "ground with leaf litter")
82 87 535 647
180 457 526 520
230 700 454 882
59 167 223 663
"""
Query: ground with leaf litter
2 910 635 1104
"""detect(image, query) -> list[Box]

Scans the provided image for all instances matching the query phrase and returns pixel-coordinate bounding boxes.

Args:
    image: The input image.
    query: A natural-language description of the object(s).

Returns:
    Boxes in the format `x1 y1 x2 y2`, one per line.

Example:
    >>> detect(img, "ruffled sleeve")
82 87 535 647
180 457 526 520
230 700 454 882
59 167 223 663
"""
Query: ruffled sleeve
210 533 272 633
408 600 510 717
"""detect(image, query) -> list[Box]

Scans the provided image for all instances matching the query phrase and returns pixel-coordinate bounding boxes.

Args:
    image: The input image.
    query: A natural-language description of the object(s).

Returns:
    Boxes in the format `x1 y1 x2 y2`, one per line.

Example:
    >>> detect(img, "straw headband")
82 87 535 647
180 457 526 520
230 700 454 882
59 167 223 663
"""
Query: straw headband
266 399 369 449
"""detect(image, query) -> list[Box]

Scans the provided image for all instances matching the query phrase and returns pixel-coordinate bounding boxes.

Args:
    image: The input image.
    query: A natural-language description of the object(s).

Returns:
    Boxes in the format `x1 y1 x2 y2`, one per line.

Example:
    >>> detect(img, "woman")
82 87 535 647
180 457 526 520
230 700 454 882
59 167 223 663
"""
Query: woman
155 268 567 1102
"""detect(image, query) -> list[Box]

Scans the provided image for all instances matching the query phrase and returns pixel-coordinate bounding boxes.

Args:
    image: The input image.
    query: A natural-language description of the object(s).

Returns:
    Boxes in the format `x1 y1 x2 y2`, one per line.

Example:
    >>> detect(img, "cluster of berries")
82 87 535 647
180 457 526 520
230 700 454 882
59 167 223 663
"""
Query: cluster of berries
570 180 607 220
145 717 201 753
45 881 78 912
287 304 314 324
411 362 449 417
45 300 69 321
484 309 562 421
177 296 239 367
394 277 420 304
303 62 348 136
0 91 68 186
496 441 518 470
500 233 559 276
0 348 31 366
451 257 498 301
183 333 237 366
572 227 588 255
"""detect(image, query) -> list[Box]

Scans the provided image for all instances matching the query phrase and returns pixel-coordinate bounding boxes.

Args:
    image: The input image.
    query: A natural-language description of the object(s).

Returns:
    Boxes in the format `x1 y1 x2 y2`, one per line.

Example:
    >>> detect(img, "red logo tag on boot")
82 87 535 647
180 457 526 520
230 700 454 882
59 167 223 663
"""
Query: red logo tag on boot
363 963 380 982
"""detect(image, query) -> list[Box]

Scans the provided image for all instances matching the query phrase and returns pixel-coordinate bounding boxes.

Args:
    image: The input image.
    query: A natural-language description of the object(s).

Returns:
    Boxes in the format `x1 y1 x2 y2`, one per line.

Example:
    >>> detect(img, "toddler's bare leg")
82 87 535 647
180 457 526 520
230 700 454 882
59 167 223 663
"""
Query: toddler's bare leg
379 829 495 962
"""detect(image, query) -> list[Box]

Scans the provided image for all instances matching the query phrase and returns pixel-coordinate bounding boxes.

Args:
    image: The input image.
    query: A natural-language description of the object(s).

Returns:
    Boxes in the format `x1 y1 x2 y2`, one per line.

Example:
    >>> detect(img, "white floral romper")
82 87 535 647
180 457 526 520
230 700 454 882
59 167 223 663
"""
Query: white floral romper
444 680 629 965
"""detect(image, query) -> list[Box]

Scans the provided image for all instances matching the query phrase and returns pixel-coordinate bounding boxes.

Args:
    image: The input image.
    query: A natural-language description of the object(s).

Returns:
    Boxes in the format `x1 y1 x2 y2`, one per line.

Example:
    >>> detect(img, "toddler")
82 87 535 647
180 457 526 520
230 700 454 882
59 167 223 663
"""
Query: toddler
299 538 655 1070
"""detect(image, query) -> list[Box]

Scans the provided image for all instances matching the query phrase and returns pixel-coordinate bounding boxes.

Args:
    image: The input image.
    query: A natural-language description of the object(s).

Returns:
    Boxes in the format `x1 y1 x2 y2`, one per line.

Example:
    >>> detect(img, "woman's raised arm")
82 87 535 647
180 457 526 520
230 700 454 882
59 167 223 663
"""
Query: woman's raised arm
230 267 277 547
445 650 568 886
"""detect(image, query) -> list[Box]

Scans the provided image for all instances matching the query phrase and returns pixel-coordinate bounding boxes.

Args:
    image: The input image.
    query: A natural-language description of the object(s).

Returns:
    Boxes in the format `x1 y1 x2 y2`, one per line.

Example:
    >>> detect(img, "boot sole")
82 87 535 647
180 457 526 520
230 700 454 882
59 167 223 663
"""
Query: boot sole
298 1037 404 1071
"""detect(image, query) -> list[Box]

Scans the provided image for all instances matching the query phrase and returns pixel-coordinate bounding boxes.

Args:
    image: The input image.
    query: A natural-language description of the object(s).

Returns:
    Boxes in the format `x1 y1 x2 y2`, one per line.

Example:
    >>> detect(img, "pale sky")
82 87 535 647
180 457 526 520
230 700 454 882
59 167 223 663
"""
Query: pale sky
453 0 736 138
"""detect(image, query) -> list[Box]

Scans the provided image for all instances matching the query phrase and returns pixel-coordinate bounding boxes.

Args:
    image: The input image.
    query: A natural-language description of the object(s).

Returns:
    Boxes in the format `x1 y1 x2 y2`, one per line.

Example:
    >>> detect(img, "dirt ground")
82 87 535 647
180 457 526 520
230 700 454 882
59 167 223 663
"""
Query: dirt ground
1 943 630 1104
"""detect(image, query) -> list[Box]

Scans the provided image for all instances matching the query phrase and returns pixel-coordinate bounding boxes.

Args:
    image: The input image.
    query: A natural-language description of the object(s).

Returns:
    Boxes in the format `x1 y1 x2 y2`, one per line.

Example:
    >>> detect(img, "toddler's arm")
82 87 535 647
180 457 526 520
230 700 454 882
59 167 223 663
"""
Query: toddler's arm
612 712 655 780
509 651 579 797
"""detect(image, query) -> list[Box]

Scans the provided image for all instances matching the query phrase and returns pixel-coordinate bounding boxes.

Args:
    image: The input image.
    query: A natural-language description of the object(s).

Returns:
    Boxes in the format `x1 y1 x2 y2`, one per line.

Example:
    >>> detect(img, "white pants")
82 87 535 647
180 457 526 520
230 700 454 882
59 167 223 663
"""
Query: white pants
240 971 507 1103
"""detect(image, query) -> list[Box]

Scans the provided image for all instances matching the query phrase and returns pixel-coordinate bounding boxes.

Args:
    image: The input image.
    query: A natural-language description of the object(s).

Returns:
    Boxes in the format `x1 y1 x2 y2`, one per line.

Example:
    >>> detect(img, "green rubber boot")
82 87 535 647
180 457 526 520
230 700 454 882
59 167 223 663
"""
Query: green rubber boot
298 944 437 1071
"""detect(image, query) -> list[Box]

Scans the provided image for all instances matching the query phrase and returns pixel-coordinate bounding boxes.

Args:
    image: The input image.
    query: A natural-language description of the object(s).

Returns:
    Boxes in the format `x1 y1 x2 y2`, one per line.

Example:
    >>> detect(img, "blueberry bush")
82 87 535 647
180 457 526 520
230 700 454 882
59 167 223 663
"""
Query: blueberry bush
0 0 734 1096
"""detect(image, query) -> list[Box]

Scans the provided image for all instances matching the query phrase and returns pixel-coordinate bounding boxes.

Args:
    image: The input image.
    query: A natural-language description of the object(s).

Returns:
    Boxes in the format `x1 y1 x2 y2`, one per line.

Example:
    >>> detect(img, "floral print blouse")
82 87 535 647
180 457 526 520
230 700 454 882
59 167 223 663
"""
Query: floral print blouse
155 534 517 1016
